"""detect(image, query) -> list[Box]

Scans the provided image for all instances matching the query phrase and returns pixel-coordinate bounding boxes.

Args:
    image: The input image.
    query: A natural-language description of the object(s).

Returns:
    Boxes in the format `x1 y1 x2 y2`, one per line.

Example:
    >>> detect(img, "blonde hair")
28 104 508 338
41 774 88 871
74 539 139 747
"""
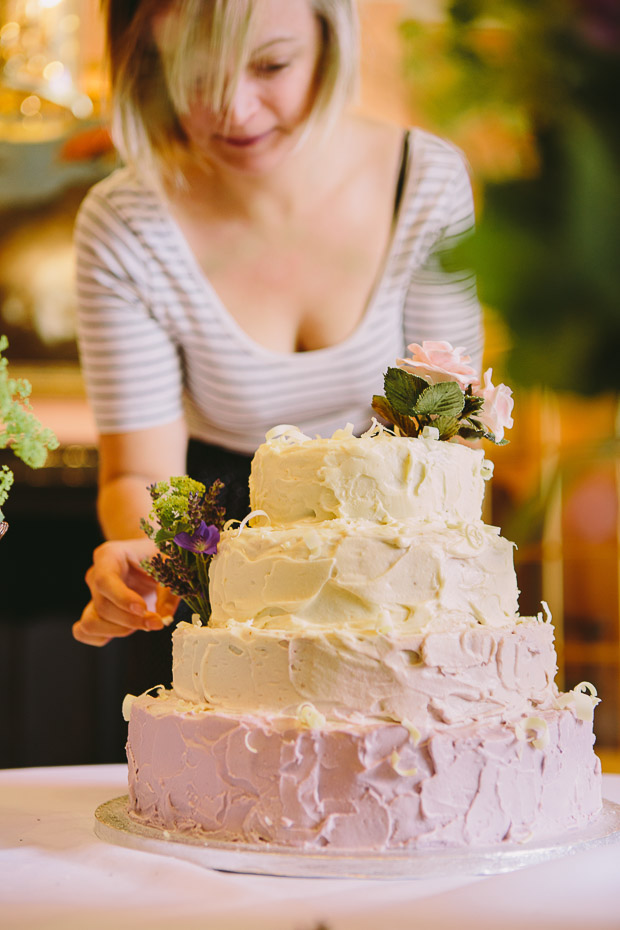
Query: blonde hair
103 0 359 181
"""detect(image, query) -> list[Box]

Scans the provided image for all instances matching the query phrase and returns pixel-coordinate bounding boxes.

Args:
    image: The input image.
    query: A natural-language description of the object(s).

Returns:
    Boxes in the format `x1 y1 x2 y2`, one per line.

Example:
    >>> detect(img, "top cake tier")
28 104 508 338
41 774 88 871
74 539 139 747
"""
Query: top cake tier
249 427 492 526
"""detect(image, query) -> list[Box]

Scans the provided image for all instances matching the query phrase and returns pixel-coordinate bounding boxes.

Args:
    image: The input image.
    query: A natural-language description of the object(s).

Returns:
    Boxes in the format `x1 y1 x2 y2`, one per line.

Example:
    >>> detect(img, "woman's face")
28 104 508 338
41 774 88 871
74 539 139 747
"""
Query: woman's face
155 0 324 175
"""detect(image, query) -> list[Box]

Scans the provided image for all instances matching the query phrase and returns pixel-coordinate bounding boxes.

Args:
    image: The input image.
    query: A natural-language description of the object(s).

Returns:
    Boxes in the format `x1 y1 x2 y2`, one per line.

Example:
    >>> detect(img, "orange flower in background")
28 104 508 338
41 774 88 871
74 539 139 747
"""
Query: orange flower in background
59 126 115 162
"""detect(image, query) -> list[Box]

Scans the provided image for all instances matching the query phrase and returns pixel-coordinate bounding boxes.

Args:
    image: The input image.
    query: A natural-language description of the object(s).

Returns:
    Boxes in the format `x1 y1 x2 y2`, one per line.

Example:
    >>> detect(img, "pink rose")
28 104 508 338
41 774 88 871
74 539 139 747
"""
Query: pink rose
475 368 514 441
397 341 478 390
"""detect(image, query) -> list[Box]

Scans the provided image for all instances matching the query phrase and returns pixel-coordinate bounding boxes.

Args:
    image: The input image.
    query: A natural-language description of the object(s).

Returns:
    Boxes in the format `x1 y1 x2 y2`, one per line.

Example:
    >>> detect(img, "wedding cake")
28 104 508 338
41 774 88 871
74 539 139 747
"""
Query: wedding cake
124 346 602 849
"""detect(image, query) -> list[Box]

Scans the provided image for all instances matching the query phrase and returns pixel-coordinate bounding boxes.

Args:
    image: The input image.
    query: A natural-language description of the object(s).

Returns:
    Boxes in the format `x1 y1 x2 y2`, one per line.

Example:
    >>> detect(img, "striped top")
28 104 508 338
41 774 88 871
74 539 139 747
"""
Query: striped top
75 127 483 454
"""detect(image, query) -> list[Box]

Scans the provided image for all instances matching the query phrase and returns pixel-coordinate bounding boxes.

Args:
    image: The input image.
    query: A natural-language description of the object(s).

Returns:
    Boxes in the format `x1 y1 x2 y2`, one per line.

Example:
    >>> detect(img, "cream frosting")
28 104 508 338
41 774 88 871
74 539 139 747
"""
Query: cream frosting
208 520 519 632
171 619 558 729
249 430 490 526
126 696 601 849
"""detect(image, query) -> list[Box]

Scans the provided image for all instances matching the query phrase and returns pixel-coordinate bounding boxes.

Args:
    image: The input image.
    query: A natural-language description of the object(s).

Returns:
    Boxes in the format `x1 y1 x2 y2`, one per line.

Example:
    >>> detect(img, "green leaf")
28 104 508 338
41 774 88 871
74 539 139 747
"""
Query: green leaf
457 425 486 441
487 433 509 446
462 393 484 417
432 415 461 440
383 367 428 415
413 381 465 418
155 527 178 545
371 395 421 437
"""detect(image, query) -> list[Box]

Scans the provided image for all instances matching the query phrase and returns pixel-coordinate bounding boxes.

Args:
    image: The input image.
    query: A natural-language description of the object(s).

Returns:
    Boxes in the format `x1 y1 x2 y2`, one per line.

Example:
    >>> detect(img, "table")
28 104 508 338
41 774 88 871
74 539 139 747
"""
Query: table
2 766 619 930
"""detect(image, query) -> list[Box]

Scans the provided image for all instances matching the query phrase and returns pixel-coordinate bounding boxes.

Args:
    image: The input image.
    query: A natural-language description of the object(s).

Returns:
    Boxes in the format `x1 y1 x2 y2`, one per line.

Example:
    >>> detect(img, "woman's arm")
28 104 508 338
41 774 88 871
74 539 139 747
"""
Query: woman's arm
73 176 190 645
97 418 188 539
73 417 188 646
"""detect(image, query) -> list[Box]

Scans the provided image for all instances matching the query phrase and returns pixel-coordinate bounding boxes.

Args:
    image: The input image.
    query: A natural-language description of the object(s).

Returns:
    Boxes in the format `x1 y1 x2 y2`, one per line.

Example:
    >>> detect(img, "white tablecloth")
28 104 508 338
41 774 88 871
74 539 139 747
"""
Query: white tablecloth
1 765 619 930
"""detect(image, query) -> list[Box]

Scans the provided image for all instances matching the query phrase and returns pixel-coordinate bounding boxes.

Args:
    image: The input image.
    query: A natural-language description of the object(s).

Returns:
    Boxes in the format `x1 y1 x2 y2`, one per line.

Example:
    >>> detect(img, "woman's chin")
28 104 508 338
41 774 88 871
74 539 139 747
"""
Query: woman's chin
196 127 302 176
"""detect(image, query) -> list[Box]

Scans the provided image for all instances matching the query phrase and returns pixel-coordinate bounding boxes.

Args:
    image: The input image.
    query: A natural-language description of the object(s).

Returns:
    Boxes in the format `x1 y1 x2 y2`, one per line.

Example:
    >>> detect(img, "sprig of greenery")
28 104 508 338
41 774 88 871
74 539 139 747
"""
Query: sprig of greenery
372 367 505 443
140 476 226 621
0 335 59 521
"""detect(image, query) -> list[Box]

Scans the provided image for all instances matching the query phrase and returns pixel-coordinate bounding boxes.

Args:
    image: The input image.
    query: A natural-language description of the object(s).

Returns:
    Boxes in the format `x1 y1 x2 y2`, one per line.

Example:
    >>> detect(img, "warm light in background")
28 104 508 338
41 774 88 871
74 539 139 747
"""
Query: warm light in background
0 0 95 138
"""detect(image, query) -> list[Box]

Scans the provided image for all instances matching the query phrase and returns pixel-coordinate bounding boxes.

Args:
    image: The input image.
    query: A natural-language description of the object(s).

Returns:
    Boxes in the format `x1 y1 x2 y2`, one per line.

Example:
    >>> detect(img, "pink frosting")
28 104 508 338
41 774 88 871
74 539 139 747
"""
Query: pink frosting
127 696 601 850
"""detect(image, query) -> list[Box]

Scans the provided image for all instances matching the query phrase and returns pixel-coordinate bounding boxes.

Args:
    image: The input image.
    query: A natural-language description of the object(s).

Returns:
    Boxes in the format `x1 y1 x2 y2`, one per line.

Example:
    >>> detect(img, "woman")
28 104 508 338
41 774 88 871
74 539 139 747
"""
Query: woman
73 0 482 647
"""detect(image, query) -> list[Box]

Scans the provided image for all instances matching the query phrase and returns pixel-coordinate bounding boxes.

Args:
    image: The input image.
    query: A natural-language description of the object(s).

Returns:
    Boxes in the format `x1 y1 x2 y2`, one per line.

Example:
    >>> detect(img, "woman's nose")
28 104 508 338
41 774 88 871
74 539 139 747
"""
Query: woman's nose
226 75 260 125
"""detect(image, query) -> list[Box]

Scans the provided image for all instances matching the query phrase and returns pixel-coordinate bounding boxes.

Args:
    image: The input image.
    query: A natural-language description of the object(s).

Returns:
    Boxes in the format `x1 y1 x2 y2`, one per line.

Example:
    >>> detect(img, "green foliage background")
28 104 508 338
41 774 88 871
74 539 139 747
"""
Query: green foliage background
401 0 620 394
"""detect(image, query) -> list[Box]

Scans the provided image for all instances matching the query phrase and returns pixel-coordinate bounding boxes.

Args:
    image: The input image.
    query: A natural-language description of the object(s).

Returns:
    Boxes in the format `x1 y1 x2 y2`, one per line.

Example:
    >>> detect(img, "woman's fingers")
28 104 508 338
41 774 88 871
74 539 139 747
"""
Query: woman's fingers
86 569 161 632
87 539 158 615
88 588 161 631
87 565 151 619
75 538 173 645
73 595 165 646
72 601 129 646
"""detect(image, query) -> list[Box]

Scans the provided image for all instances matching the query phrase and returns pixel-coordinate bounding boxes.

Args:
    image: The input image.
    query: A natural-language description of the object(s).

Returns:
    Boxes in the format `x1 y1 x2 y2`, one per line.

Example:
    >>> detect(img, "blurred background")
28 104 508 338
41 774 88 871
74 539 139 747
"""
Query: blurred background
0 0 618 771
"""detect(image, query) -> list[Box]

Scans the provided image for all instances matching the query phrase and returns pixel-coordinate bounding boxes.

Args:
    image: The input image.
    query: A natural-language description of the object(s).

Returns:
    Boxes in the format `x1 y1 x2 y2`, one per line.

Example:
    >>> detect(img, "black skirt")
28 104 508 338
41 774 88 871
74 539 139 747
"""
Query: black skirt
185 437 252 521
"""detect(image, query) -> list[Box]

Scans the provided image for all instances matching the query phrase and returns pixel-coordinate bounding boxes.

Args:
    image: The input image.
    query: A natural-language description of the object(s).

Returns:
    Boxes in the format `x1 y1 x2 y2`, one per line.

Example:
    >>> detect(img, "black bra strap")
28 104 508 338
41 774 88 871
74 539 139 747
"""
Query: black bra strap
393 130 410 219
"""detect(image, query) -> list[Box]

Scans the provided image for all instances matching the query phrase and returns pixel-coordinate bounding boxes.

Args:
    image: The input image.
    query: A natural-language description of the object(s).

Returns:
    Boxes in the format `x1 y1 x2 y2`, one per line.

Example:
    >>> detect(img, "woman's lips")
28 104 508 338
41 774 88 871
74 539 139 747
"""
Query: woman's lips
215 129 273 148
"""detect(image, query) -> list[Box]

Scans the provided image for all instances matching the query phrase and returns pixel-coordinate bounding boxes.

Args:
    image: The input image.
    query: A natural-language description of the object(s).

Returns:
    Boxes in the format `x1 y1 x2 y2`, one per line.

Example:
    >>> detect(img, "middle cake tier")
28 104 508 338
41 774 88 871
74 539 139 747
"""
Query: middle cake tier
208 520 519 632
172 619 558 730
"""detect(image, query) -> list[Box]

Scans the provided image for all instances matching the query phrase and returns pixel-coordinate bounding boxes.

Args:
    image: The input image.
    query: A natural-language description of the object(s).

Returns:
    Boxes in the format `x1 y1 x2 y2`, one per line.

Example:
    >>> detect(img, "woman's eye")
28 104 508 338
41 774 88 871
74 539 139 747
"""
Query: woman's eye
253 60 289 76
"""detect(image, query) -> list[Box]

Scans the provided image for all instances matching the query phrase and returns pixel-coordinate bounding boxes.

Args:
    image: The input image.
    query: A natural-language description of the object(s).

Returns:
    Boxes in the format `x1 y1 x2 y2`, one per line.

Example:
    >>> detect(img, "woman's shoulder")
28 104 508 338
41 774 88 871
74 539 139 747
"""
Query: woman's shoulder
407 126 466 164
75 164 165 246
406 126 469 171
78 164 160 219
346 117 468 177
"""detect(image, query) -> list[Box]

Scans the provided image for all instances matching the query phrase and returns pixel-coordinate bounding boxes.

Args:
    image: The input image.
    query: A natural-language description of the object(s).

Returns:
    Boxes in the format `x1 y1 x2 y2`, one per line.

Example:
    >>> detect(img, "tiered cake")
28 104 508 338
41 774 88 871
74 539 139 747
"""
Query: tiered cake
125 424 602 849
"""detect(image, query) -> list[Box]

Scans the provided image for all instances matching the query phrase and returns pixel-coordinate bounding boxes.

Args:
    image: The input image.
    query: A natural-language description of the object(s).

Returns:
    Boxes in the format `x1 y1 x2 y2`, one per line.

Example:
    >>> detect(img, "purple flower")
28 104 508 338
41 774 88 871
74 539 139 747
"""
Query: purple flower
174 521 220 555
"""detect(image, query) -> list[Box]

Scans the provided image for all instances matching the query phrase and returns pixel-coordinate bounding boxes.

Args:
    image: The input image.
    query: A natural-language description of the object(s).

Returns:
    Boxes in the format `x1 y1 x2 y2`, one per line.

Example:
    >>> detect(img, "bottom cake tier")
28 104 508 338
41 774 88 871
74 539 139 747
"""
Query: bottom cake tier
126 692 602 850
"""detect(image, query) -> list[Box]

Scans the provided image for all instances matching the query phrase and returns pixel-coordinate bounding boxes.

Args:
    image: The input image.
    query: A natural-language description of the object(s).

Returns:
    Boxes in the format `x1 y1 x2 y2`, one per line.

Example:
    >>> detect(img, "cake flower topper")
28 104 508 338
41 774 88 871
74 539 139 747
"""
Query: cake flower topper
372 341 514 444
140 477 225 618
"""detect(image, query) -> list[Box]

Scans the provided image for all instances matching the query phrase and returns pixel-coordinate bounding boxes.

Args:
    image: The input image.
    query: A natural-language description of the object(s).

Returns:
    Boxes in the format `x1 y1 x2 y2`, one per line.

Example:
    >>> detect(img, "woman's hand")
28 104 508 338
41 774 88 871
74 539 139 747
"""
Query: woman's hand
73 538 180 646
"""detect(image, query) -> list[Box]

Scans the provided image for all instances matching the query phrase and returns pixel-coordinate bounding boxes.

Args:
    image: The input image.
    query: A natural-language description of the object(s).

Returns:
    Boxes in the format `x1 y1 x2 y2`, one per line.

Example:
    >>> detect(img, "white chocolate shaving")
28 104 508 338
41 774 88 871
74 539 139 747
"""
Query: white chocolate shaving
480 459 494 480
297 702 326 729
244 731 259 754
361 417 387 439
122 684 166 721
537 600 553 624
422 426 440 440
237 510 270 534
331 422 355 440
401 720 422 746
555 681 600 722
191 613 203 627
122 693 138 722
515 716 549 750
224 510 271 534
389 750 418 777
265 424 311 444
